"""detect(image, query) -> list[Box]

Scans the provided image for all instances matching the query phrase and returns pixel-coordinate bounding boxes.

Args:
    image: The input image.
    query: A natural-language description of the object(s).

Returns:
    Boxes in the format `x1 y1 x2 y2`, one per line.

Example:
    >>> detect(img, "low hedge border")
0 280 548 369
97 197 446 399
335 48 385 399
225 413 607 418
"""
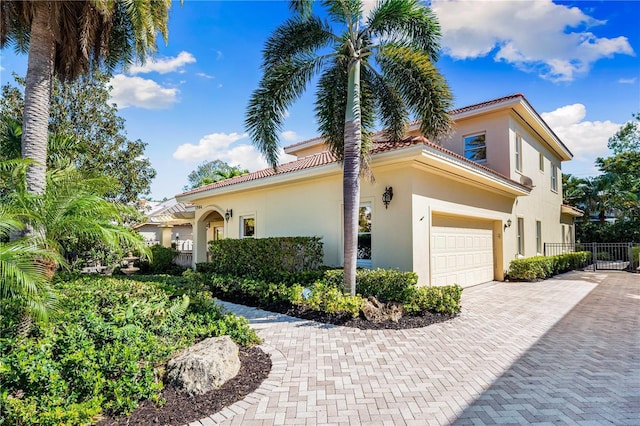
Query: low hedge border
507 251 591 281
188 268 463 319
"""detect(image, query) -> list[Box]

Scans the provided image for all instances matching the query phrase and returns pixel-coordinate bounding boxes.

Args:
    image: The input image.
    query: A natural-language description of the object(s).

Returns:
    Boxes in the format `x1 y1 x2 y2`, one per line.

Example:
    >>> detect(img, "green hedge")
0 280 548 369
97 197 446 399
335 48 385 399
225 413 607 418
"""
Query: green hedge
632 246 640 269
196 267 462 318
0 275 259 425
507 251 591 281
137 244 186 275
202 237 323 280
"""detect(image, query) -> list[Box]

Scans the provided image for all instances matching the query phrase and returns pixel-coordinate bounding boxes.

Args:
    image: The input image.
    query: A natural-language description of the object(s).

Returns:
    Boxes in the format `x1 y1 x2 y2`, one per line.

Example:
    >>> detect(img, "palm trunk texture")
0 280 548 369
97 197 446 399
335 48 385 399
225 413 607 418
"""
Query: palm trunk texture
343 60 362 296
22 1 55 195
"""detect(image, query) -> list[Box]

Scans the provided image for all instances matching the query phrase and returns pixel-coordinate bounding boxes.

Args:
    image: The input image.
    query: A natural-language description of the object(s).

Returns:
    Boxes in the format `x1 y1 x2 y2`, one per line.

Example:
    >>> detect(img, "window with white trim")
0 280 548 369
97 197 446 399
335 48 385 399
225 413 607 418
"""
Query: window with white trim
517 217 525 256
464 133 487 163
241 216 255 238
357 204 372 267
515 134 523 172
536 221 542 254
551 165 558 192
539 152 544 172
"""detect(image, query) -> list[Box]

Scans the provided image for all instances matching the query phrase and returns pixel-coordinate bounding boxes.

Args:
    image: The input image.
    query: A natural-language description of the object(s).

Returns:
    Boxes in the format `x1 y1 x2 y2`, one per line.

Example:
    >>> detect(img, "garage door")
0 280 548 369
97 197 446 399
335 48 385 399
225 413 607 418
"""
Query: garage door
431 223 494 287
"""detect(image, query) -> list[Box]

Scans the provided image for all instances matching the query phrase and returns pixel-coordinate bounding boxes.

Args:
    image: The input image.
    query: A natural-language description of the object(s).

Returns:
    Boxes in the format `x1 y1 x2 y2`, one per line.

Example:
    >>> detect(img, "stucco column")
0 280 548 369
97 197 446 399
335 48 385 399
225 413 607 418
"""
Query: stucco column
192 220 208 268
158 225 173 248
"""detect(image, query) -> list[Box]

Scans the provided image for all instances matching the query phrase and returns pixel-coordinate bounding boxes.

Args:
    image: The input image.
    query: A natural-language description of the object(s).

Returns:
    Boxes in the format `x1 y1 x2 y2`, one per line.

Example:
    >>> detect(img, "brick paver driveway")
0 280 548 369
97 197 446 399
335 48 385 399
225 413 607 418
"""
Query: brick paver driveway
191 271 639 425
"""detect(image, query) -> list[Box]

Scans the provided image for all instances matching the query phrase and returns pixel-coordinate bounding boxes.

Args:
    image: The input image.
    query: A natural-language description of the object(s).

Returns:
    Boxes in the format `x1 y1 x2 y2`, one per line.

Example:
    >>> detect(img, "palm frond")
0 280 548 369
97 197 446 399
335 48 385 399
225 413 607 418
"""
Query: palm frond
263 16 334 69
367 0 442 61
246 54 327 167
364 65 408 141
289 0 314 17
377 43 453 140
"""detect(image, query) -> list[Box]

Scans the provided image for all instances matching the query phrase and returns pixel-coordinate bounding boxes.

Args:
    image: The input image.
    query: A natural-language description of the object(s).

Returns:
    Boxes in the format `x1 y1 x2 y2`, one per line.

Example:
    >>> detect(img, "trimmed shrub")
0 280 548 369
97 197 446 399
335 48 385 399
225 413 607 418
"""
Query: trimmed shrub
404 285 463 316
322 268 419 303
138 244 186 275
508 251 591 281
204 237 323 280
292 282 364 318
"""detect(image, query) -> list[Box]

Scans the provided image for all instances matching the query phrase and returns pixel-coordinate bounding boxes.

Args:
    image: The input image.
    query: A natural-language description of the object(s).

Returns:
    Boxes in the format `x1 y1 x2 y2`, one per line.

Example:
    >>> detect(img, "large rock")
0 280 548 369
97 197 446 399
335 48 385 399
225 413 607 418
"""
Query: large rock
361 297 404 323
166 336 240 395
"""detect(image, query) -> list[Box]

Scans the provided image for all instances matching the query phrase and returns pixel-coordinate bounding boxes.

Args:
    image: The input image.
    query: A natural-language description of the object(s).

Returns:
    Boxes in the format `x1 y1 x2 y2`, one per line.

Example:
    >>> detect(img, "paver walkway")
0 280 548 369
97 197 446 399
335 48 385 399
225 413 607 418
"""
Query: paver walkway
189 271 639 425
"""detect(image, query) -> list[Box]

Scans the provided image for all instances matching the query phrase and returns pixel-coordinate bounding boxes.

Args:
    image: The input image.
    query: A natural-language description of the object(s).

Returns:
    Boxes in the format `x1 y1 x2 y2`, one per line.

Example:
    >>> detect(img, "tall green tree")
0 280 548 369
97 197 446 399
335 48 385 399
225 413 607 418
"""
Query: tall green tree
0 0 172 195
184 160 249 190
1 73 157 202
246 0 452 294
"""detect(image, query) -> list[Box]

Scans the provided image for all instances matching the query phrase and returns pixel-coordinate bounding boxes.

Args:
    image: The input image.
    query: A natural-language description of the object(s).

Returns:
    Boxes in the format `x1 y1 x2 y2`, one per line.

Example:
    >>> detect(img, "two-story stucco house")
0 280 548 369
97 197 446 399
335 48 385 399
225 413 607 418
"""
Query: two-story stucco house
176 94 582 287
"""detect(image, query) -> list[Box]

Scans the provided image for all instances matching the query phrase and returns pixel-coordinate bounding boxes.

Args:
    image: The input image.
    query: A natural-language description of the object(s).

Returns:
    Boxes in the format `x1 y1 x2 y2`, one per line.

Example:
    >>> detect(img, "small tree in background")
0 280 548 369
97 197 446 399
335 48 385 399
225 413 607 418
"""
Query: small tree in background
184 159 248 190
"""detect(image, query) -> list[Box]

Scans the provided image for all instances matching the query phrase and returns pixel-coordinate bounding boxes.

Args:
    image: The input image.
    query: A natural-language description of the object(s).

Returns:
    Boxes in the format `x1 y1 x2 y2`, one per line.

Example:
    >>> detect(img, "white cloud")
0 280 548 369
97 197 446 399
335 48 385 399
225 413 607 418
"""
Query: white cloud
216 50 223 60
618 77 637 84
172 132 296 170
432 0 635 82
129 51 196 75
196 72 215 79
541 104 620 160
109 75 178 109
281 130 298 142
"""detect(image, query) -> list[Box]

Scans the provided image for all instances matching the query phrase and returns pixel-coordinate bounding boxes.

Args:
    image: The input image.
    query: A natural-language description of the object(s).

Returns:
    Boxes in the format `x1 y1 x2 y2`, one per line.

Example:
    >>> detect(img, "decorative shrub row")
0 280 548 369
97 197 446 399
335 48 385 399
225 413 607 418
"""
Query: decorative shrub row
507 251 591 281
0 275 259 425
194 268 462 319
204 236 324 280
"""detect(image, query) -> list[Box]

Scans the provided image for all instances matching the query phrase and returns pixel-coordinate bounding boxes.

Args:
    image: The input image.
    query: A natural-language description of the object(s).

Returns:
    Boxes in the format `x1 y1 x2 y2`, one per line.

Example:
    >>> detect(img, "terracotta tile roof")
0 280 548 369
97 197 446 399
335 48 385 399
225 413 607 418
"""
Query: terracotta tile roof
179 150 339 196
178 134 527 198
449 93 524 115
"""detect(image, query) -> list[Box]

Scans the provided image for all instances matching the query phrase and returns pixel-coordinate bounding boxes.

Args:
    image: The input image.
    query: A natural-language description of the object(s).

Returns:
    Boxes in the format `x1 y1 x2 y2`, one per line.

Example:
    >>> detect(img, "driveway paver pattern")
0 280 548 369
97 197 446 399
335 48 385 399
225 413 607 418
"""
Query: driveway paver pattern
188 271 639 425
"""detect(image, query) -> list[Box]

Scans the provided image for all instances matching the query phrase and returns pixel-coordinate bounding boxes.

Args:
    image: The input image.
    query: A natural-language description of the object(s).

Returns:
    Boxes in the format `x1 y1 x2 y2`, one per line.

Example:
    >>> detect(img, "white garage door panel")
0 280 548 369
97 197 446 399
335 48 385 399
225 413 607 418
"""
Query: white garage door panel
431 226 494 287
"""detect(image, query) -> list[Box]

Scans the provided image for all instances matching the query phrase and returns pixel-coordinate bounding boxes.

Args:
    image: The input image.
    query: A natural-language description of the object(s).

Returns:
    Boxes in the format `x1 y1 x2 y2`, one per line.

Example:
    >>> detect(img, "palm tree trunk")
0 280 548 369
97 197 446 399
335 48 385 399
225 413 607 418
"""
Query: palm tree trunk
343 59 362 296
22 1 55 195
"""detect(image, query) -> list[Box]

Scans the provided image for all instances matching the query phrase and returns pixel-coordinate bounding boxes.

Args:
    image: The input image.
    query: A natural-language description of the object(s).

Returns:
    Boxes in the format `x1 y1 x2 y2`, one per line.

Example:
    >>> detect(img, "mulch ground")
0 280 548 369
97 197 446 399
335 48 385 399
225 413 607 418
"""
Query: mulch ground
97 300 457 425
96 346 271 426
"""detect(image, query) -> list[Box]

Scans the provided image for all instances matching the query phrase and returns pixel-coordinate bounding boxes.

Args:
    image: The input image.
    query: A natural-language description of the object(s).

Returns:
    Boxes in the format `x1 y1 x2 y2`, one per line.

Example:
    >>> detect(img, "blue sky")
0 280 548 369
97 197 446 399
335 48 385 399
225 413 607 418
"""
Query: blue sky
1 0 638 200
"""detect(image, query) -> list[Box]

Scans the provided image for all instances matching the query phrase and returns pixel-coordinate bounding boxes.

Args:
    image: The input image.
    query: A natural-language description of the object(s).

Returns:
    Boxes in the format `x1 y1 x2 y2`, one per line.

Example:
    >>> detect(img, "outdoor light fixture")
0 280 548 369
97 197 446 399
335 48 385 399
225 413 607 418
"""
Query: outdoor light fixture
382 186 393 209
504 219 512 231
225 209 233 222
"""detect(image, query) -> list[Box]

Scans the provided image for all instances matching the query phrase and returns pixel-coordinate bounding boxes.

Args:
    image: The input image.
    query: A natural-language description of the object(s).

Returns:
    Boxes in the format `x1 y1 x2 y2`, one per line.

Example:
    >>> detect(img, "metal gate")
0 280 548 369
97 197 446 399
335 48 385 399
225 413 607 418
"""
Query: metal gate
544 242 638 271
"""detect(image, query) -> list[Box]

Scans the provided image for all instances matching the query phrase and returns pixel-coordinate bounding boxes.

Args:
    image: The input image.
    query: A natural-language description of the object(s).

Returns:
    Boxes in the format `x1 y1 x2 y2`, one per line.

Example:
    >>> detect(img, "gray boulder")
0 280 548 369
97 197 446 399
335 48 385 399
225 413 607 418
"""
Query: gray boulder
166 336 240 395
362 296 405 323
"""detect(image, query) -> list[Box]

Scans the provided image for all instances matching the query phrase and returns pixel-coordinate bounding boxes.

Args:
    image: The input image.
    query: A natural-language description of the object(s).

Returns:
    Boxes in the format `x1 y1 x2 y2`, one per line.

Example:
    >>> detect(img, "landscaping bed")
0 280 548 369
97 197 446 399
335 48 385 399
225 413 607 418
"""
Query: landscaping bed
97 345 270 426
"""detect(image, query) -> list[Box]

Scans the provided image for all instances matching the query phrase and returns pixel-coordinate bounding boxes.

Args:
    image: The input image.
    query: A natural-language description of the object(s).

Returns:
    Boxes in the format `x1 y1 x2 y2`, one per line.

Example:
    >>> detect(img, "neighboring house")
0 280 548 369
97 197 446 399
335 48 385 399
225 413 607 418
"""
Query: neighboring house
134 198 195 250
176 94 582 287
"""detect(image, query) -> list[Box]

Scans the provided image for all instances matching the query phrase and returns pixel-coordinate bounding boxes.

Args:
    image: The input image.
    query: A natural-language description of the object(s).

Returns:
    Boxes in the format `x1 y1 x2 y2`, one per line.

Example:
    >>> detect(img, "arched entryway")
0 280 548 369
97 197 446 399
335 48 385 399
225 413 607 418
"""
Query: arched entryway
193 209 225 266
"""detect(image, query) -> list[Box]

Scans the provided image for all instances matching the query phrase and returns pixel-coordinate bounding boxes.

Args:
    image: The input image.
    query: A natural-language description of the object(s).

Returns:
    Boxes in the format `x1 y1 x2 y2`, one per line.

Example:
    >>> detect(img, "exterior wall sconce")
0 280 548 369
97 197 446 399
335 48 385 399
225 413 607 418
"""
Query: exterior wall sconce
382 186 393 209
224 209 233 222
504 218 512 231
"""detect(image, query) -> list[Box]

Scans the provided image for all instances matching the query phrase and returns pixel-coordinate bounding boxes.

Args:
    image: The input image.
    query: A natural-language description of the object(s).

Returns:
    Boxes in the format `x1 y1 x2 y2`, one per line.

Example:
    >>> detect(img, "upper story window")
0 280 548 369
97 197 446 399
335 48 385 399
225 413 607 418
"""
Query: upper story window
357 204 372 267
539 152 544 172
241 216 255 238
515 134 523 172
464 133 486 163
551 165 558 192
517 217 525 256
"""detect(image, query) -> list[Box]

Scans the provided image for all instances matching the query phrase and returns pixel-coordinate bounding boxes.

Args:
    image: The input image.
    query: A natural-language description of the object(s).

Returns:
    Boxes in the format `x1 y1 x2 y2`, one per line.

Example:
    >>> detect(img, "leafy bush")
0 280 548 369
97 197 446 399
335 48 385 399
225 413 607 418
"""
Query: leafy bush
204 236 323 280
633 246 640 269
508 251 591 281
290 282 364 318
404 285 463 316
322 268 419 303
138 244 186 275
0 275 259 425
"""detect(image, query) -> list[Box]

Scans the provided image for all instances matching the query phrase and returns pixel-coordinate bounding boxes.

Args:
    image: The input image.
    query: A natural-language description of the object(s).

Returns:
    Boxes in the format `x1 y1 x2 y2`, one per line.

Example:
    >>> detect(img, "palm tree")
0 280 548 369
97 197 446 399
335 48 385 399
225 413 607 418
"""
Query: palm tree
0 0 172 195
7 166 151 270
246 0 453 294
